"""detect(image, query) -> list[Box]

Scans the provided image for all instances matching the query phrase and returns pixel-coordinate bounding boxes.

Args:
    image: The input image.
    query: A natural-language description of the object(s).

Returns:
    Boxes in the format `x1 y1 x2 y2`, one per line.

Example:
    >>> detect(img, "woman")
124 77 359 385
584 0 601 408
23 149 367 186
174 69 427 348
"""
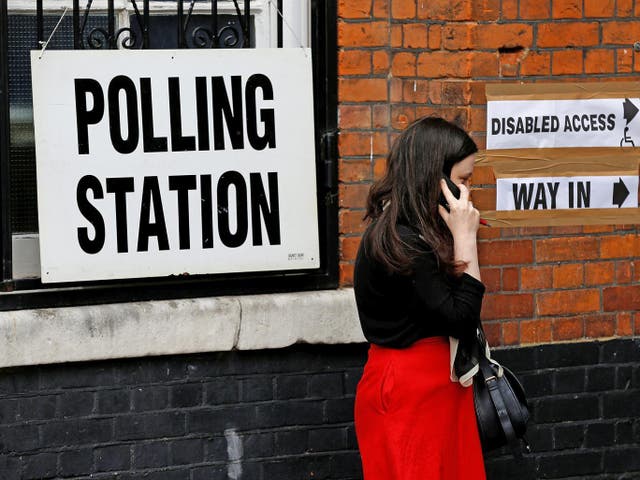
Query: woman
354 117 485 479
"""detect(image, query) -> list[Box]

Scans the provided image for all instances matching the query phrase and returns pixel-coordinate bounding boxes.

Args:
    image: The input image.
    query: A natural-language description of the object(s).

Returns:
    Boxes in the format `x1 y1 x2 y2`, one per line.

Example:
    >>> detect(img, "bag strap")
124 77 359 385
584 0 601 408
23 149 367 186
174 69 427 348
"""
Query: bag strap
477 323 536 476
478 357 524 460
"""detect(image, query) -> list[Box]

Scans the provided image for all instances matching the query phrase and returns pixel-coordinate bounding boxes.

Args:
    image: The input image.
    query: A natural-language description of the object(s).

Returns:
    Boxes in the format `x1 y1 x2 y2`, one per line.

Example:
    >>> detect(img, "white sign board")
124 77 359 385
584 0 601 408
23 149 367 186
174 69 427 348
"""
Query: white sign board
31 49 319 283
496 176 638 211
487 98 640 149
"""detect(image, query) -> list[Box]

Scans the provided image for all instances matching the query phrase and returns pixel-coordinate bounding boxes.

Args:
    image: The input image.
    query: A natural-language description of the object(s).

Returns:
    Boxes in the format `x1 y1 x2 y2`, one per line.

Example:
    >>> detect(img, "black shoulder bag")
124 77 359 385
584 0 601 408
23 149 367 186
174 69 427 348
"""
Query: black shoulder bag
473 329 531 458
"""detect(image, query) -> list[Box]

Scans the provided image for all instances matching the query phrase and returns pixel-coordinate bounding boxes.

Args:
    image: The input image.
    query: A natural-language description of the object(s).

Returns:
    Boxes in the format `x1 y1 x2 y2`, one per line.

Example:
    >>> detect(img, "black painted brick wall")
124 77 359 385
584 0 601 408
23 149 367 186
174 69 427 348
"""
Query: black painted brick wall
0 338 638 479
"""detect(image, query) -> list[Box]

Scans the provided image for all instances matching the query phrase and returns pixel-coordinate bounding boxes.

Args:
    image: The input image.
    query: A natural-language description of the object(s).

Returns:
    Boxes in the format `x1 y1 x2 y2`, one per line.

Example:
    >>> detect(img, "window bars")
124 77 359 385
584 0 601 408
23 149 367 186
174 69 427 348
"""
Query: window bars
35 0 252 50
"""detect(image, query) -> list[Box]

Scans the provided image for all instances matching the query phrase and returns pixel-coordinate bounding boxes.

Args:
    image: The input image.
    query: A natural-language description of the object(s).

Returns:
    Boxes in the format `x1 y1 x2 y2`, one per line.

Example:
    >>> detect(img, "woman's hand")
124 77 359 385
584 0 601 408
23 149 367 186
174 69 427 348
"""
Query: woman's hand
438 179 480 239
438 179 481 280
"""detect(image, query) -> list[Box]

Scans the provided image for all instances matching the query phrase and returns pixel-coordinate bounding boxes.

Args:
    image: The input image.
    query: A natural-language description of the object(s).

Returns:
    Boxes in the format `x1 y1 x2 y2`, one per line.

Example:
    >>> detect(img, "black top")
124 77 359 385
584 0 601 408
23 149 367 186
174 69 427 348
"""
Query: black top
354 224 485 348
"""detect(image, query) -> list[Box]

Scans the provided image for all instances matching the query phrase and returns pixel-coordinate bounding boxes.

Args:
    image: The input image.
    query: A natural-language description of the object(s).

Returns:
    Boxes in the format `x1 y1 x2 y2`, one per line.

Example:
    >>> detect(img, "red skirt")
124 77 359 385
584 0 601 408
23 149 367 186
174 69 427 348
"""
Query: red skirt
355 337 486 480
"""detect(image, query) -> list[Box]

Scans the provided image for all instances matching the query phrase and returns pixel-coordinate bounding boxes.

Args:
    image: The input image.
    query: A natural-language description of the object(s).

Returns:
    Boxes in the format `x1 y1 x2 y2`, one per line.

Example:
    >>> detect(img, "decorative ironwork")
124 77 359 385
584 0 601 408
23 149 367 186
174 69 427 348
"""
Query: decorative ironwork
182 0 249 49
38 0 252 50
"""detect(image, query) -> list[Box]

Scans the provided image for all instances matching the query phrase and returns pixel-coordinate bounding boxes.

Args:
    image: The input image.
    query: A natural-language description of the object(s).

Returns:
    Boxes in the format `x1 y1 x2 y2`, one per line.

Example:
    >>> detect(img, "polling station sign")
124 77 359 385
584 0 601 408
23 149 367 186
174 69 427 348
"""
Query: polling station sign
31 49 319 283
487 82 640 150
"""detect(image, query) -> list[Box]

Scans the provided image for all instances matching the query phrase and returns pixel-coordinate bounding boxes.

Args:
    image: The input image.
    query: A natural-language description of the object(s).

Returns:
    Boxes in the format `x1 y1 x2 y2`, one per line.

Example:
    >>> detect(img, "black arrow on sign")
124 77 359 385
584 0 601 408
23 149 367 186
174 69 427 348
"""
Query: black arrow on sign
613 178 630 208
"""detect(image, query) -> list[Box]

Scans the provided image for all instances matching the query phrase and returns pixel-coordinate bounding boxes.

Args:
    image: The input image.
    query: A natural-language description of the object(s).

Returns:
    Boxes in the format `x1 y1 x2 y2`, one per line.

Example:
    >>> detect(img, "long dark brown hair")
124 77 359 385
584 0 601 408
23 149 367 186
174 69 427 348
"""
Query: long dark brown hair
363 116 478 276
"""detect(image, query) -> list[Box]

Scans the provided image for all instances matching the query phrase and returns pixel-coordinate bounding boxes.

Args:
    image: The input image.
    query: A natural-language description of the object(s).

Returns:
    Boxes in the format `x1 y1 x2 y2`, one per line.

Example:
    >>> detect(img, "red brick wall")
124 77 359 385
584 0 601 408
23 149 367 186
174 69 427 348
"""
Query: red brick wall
337 0 640 346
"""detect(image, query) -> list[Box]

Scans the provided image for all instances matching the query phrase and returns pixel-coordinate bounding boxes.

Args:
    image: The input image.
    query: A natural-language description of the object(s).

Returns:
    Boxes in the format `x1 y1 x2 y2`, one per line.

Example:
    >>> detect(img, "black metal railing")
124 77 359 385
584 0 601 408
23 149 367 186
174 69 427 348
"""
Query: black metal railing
35 0 252 50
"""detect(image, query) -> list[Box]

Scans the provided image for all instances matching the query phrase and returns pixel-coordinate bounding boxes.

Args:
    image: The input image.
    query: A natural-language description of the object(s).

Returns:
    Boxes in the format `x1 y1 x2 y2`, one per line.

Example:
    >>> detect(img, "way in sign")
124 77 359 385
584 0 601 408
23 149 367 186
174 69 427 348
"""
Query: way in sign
496 176 638 211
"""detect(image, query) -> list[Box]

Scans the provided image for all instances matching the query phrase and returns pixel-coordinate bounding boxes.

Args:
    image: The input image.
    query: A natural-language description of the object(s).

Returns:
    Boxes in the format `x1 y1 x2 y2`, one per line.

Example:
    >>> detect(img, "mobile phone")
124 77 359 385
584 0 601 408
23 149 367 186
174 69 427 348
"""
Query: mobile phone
438 176 461 212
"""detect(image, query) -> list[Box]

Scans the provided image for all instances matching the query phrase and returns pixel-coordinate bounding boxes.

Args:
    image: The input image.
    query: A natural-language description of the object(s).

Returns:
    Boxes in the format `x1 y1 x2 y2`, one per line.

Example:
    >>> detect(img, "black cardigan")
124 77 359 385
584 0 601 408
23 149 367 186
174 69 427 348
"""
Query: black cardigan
353 224 485 348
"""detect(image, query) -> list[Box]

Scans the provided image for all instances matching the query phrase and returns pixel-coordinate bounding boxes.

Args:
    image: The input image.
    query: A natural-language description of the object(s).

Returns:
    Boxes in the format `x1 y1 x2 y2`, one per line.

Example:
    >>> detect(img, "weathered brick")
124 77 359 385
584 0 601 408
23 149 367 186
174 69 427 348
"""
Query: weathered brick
520 319 552 344
338 49 372 76
552 263 584 289
339 78 388 102
340 262 355 285
169 438 203 465
536 237 599 262
521 265 553 290
519 1 551 19
372 0 389 18
468 23 534 50
391 0 415 19
95 444 131 472
339 159 371 183
59 448 93 477
22 453 56 480
418 51 471 78
391 24 402 47
616 312 634 336
536 289 601 316
552 49 584 75
373 158 387 180
480 267 501 292
171 383 203 408
115 412 185 441
372 105 389 129
521 50 551 76
402 23 427 49
338 105 371 130
501 0 518 19
602 21 640 45
417 0 473 21
20 395 57 421
616 261 632 284
617 48 634 73
372 50 390 74
482 293 534 320
585 49 615 74
585 261 615 286
584 0 614 17
337 21 389 47
483 321 502 345
538 22 599 47
340 236 362 262
402 79 429 104
502 267 520 291
585 314 616 338
133 442 170 469
441 23 474 50
339 209 367 235
552 316 584 341
428 25 442 49
472 0 501 20
338 0 372 19
478 240 533 265
603 285 640 311
391 105 417 130
552 0 582 18
391 51 417 77
502 320 520 345
132 386 169 412
618 0 634 16
601 234 640 258
339 131 387 157
96 389 130 414
390 77 403 102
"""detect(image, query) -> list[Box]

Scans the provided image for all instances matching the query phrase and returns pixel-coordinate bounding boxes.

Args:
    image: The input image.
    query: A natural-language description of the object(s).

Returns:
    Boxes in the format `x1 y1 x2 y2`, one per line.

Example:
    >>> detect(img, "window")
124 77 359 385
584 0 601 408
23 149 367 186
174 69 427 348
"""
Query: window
0 0 337 309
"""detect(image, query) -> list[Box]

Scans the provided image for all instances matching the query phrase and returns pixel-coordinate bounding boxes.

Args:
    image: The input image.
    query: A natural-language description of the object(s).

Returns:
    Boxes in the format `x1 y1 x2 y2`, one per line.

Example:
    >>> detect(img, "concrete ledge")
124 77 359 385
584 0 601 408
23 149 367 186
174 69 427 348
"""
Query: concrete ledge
0 289 365 368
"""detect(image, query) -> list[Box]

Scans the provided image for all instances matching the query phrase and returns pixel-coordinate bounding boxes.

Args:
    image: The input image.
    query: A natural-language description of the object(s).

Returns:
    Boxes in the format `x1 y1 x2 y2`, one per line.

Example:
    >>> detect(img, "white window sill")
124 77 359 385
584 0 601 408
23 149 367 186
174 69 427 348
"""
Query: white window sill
0 288 365 368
